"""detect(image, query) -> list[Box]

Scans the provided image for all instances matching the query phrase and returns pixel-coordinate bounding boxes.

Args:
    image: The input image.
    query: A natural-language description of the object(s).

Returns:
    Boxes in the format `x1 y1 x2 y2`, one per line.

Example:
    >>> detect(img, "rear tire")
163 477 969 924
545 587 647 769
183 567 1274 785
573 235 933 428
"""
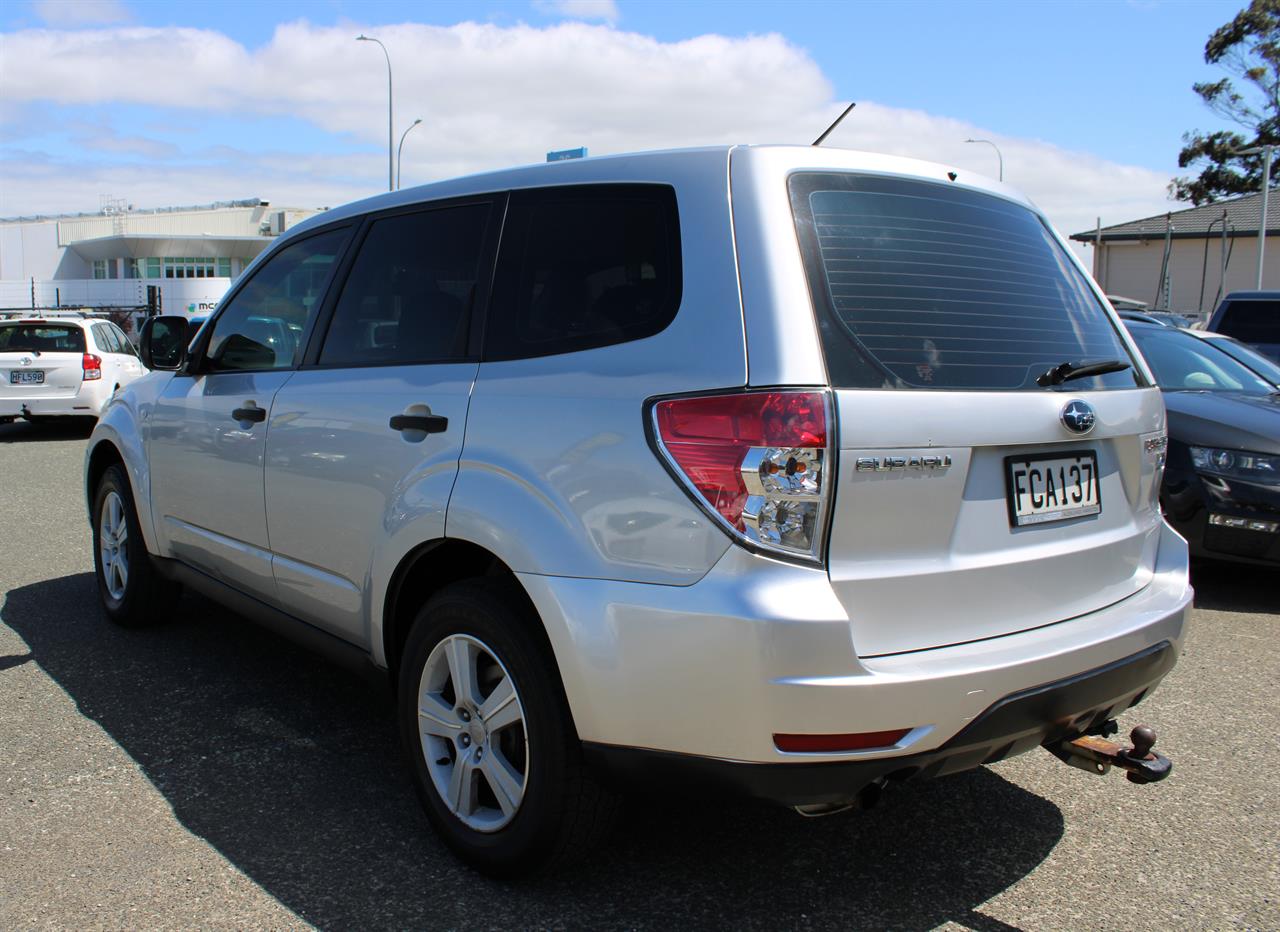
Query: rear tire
398 579 618 877
92 463 180 627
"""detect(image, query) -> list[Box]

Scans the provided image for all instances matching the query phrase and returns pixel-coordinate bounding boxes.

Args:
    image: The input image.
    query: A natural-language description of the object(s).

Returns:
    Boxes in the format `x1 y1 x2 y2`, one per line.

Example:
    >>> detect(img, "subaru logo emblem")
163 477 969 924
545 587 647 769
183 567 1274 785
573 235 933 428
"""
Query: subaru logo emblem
1061 400 1096 434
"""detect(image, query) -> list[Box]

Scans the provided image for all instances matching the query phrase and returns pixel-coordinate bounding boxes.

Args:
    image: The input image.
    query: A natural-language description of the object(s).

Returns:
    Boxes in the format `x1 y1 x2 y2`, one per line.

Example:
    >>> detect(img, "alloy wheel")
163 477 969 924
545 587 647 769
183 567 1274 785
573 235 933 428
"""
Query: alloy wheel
99 490 129 601
417 633 529 832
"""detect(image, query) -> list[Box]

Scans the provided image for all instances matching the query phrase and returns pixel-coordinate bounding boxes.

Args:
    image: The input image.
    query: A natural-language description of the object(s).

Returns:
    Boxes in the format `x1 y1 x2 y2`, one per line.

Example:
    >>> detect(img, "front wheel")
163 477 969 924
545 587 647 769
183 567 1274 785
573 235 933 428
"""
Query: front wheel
93 464 180 626
398 580 618 876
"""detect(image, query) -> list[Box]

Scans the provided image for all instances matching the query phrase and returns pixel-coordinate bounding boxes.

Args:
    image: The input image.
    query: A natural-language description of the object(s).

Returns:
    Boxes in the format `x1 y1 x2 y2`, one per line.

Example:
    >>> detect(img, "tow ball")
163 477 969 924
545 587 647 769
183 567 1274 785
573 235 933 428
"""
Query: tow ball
1048 723 1173 784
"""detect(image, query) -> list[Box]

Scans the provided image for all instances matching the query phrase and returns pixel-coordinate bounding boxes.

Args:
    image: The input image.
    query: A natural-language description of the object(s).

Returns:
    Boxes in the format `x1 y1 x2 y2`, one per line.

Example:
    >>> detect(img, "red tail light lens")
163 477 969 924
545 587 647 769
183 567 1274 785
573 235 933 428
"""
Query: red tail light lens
653 390 830 561
82 353 102 380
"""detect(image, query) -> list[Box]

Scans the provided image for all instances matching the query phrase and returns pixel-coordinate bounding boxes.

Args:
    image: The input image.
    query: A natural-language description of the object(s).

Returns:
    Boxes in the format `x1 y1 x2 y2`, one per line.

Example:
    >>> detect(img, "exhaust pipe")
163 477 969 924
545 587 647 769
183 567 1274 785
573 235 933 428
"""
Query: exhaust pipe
794 779 885 818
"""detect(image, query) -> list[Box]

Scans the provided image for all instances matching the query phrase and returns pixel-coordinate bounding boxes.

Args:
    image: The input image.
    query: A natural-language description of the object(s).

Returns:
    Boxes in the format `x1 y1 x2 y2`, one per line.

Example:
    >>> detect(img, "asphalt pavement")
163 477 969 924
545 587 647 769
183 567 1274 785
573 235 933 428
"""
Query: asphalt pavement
1 418 1277 931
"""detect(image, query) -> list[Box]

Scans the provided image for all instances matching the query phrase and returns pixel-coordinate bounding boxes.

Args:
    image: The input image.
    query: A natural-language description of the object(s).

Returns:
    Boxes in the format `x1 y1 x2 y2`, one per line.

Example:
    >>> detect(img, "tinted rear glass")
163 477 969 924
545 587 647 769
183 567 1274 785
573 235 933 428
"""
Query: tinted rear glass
484 184 681 361
790 173 1139 391
1217 300 1280 344
0 324 86 353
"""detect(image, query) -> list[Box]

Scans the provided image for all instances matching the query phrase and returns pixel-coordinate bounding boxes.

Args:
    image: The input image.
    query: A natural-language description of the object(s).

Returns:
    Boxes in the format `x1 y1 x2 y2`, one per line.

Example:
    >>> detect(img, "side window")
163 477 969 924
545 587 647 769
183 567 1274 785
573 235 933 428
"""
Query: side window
205 228 348 372
319 204 492 366
485 184 682 360
109 323 138 357
95 323 123 354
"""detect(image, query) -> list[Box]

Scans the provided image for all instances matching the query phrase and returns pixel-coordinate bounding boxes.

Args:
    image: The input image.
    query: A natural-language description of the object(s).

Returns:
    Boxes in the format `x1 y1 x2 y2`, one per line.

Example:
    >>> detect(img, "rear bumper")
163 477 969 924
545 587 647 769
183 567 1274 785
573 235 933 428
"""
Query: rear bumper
585 639 1176 806
518 519 1191 769
0 383 106 418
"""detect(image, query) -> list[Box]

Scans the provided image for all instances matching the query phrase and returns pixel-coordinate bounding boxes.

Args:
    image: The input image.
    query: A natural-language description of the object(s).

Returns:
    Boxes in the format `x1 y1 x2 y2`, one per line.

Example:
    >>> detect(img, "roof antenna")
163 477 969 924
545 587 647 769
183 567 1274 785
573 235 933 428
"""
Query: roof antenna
812 102 857 146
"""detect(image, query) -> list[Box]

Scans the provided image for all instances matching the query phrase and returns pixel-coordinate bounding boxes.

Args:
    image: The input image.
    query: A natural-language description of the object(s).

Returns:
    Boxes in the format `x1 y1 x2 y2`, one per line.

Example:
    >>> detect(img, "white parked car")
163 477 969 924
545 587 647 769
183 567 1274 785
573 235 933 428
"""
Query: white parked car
1 314 147 424
85 145 1190 876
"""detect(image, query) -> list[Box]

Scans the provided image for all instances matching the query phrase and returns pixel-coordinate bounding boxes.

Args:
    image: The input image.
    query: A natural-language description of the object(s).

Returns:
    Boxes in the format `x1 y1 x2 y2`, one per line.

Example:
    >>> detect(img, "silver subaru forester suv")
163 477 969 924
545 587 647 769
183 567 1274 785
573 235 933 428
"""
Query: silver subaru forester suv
86 145 1190 875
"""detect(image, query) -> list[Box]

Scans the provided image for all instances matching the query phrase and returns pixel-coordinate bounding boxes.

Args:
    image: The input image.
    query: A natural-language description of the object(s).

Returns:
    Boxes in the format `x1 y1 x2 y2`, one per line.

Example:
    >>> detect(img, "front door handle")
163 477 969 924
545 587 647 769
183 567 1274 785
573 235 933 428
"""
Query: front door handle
232 406 267 423
389 414 448 433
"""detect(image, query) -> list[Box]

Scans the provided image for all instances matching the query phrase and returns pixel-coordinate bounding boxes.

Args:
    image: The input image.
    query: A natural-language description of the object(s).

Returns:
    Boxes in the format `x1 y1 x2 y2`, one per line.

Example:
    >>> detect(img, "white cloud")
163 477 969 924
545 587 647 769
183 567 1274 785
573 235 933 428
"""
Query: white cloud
533 0 620 24
31 0 130 27
0 19 1177 246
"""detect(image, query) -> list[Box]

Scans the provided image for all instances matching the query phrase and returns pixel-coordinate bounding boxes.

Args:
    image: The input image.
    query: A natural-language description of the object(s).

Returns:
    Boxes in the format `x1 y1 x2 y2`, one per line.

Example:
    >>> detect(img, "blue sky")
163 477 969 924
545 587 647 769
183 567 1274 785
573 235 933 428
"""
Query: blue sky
0 0 1251 237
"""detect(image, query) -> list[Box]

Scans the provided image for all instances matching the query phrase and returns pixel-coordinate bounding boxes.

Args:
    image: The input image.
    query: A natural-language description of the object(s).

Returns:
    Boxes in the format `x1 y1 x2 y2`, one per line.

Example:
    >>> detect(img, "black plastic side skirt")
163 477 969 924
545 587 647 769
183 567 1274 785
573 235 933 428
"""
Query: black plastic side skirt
153 556 389 689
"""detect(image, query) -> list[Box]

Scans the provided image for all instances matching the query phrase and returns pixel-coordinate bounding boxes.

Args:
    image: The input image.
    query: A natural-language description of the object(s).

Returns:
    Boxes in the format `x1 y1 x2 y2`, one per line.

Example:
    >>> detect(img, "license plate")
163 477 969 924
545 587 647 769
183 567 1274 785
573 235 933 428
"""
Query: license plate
1005 451 1100 527
9 370 44 384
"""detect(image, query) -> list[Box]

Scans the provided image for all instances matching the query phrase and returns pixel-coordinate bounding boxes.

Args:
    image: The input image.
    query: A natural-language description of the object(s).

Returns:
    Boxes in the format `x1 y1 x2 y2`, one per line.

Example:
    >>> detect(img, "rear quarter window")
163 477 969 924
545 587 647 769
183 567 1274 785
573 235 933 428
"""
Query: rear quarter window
483 184 682 361
789 173 1140 391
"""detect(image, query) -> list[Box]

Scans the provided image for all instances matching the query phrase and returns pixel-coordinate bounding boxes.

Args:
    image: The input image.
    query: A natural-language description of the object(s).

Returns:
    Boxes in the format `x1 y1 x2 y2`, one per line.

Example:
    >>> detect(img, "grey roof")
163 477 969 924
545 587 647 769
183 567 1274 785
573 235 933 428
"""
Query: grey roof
1071 190 1280 242
67 234 274 261
0 198 280 225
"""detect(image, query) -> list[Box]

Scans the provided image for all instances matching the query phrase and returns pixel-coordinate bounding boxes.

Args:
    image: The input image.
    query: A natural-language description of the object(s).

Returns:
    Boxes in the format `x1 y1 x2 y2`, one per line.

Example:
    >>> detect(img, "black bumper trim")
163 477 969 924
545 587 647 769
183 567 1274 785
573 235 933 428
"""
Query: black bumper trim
583 640 1176 807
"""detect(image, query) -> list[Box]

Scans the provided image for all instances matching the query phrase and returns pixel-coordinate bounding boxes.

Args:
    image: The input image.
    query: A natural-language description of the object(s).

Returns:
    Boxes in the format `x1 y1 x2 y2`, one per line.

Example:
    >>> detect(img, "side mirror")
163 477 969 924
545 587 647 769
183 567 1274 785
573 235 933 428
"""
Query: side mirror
139 316 190 370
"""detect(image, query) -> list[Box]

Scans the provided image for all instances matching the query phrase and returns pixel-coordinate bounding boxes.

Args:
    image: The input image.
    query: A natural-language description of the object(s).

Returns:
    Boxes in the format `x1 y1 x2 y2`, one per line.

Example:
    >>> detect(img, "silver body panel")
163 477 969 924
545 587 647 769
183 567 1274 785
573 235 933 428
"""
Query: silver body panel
828 387 1166 657
519 519 1188 762
448 150 743 585
85 144 1190 767
148 371 291 604
264 363 478 643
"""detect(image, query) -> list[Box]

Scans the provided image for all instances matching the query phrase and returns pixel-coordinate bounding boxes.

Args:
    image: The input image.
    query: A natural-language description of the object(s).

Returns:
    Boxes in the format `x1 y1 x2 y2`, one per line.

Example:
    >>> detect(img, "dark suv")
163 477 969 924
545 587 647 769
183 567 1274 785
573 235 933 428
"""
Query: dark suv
1208 291 1280 362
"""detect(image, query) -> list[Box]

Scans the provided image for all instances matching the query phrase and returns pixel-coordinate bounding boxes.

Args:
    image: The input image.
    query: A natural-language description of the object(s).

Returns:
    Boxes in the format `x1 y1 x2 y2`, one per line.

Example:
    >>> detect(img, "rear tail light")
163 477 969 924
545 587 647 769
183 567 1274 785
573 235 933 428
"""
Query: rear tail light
652 390 832 562
82 353 102 381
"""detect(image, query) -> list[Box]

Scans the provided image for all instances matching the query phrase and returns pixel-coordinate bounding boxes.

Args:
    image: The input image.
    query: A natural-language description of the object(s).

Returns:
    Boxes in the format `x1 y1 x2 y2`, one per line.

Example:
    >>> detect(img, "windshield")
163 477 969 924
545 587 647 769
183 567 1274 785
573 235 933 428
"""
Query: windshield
0 324 86 354
1129 326 1277 395
789 172 1141 391
1204 334 1280 385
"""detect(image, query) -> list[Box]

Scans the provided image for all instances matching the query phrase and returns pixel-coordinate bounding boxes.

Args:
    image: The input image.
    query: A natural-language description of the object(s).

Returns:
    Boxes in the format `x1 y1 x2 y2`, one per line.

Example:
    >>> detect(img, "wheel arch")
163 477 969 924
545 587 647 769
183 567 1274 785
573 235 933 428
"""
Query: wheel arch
85 437 126 517
381 540 564 698
84 406 159 557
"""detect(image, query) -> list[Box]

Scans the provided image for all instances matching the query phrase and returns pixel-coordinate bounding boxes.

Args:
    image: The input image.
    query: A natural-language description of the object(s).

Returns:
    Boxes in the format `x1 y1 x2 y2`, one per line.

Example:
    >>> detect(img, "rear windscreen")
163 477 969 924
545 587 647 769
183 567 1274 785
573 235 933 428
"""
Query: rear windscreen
790 173 1140 391
0 324 86 353
1217 300 1280 344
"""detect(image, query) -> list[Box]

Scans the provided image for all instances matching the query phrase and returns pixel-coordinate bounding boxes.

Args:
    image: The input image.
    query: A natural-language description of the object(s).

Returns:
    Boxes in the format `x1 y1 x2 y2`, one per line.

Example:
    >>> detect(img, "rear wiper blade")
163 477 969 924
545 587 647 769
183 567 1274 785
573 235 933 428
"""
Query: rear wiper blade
1037 358 1131 387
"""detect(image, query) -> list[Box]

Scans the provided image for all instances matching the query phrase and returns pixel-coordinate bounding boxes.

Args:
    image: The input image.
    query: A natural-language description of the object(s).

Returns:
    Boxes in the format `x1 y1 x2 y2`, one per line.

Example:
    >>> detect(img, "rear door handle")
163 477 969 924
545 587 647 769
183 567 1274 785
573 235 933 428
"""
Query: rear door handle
232 406 267 423
389 414 448 433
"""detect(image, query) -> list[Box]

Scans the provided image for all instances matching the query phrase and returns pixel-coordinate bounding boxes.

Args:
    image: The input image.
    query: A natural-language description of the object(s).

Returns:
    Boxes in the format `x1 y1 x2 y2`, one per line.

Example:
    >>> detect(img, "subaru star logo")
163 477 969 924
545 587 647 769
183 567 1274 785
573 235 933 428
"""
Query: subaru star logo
1061 400 1096 434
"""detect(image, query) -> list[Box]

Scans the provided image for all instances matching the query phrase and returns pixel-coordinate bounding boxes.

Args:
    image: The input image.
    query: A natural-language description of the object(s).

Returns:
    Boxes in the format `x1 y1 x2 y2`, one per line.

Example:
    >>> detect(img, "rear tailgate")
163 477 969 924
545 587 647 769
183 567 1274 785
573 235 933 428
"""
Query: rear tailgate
829 388 1165 656
0 350 84 399
784 169 1165 657
1 323 87 403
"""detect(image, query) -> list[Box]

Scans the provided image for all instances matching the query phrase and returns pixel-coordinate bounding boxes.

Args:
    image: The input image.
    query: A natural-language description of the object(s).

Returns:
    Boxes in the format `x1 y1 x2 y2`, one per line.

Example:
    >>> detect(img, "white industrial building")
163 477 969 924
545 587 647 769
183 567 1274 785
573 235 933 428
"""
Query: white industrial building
0 198 323 317
1072 190 1280 318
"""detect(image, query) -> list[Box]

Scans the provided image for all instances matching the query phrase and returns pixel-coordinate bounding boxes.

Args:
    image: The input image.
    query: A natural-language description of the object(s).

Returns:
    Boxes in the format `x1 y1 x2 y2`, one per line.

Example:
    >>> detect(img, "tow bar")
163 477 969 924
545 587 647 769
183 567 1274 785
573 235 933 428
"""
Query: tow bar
1048 723 1173 784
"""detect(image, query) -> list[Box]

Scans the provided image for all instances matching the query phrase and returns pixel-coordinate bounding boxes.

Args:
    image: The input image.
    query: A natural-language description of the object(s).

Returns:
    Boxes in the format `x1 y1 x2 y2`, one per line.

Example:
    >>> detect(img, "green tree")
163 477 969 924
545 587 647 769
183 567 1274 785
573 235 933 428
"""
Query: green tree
1172 0 1280 204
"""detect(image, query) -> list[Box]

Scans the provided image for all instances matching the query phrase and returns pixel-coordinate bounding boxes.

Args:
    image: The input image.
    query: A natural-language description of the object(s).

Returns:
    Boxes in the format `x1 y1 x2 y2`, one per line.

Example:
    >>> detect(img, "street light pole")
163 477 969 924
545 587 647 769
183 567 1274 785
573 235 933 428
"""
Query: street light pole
356 34 394 192
397 118 423 190
964 138 1003 181
1234 144 1275 289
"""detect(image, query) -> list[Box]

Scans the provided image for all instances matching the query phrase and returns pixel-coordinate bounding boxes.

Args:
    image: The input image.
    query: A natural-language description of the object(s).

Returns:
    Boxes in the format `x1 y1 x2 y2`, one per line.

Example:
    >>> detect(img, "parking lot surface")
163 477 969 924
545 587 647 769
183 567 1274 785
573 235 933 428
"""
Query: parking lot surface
1 419 1277 931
